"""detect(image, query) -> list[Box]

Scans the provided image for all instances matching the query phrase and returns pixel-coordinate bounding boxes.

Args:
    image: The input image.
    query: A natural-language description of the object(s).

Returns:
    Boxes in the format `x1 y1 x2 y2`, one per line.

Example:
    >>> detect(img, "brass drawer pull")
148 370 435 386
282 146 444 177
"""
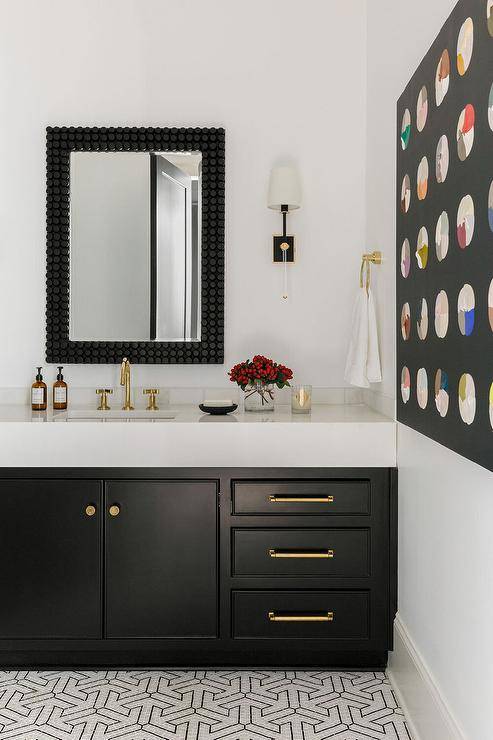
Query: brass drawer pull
269 549 334 559
268 611 334 622
268 495 334 504
85 504 96 517
109 504 120 517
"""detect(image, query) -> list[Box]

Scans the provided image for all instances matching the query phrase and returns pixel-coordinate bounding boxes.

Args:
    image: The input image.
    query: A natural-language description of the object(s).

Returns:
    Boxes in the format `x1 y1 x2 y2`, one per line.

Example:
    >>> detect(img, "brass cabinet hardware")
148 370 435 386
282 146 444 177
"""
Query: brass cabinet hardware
96 388 113 411
268 611 334 623
143 388 160 411
109 504 120 517
85 504 96 517
268 549 334 559
268 495 334 504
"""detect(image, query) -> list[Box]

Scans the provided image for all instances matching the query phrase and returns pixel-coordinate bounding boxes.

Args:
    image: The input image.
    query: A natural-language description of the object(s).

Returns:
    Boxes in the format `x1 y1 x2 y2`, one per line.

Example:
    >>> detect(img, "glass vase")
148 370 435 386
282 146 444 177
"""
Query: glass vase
243 381 276 412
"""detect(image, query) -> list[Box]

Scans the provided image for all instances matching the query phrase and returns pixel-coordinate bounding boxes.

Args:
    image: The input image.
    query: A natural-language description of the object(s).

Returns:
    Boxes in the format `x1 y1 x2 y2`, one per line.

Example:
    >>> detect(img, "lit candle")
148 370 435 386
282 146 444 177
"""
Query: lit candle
291 385 312 414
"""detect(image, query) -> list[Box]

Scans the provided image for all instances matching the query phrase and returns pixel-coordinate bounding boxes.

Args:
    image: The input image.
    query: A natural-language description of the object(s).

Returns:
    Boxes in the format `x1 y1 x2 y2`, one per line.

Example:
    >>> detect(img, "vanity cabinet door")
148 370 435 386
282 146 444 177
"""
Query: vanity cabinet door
0 480 102 638
105 480 218 638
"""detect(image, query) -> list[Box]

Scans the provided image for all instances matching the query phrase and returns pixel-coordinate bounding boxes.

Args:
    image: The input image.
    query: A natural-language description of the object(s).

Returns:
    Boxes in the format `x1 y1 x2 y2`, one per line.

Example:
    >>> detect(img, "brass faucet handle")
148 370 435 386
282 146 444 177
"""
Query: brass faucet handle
96 388 113 411
143 388 159 411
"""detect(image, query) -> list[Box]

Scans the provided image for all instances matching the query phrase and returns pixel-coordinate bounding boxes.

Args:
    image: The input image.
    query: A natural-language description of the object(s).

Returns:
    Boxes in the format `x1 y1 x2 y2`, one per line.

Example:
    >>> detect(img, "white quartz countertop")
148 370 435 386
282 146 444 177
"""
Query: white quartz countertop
0 404 396 468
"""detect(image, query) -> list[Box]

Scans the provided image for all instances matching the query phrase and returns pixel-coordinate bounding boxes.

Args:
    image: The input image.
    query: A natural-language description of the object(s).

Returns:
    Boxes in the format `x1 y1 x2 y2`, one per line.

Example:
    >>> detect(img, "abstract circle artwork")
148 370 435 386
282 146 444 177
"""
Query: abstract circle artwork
457 284 475 336
401 174 411 213
490 381 493 428
489 180 493 232
435 369 449 418
457 17 474 75
416 86 428 132
401 367 411 403
401 239 411 278
457 104 475 161
435 211 449 261
436 135 449 183
457 195 474 248
488 82 493 130
417 156 429 200
435 290 449 339
417 298 428 340
398 1 493 472
436 49 450 105
401 302 411 340
489 278 493 331
416 227 428 268
458 373 476 425
417 368 428 409
401 109 411 149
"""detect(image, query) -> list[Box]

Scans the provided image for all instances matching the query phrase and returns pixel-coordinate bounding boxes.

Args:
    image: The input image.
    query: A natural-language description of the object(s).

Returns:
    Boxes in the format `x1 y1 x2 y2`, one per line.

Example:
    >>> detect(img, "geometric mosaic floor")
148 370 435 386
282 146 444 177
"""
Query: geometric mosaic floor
0 670 411 739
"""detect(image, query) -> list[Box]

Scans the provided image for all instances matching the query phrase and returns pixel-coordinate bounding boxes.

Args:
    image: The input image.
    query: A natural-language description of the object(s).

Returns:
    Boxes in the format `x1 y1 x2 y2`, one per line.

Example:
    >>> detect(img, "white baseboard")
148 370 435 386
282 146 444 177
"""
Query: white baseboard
387 614 467 740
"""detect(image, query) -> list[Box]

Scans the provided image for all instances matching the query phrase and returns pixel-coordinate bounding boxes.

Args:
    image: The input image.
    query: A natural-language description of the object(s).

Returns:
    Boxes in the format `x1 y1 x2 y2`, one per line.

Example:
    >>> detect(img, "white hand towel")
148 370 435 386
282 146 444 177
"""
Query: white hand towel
344 286 382 388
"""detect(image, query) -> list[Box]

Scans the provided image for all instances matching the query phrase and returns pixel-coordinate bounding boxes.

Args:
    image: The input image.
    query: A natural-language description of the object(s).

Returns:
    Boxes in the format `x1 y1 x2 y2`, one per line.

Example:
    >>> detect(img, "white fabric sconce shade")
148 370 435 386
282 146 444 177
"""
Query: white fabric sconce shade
268 165 302 211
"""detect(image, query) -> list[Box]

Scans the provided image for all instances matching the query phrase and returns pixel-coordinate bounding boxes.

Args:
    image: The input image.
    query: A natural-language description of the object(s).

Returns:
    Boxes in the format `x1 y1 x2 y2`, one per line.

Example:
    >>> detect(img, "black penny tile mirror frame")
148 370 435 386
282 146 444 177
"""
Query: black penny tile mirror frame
45 126 225 364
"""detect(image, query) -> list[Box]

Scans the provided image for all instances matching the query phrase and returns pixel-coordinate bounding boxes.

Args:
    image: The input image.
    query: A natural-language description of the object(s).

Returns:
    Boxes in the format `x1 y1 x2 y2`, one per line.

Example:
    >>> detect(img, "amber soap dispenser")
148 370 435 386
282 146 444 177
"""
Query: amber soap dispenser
53 366 68 410
31 367 47 411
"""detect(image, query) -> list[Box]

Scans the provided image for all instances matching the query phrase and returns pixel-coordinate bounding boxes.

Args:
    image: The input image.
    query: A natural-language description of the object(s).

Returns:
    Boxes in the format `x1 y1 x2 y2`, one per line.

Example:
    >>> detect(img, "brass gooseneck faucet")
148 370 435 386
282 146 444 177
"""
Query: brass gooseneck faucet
120 357 134 411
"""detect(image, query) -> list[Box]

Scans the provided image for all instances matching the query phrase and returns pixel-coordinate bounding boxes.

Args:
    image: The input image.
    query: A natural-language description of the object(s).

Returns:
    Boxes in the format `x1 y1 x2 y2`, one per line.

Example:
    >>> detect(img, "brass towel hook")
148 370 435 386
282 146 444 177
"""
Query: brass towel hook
360 251 382 293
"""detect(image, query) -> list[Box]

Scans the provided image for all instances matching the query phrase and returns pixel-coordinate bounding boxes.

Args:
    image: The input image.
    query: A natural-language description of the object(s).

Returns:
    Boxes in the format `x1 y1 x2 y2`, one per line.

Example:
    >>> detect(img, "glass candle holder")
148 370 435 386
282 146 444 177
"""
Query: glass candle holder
291 384 312 414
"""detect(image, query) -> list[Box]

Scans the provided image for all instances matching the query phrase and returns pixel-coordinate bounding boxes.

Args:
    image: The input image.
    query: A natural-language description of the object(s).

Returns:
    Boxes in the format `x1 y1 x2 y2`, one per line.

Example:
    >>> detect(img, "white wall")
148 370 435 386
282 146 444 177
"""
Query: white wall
0 0 367 391
367 2 493 738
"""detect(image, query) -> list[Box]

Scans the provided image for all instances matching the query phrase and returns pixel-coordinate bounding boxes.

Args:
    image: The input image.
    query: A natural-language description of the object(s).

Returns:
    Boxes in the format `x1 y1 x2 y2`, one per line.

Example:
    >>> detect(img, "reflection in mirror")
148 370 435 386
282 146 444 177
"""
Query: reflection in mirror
69 151 202 342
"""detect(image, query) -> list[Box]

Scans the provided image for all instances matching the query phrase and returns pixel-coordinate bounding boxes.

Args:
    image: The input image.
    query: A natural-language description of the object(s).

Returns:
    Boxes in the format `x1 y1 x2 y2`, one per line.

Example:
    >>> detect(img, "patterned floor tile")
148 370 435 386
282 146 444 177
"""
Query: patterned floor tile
0 670 411 740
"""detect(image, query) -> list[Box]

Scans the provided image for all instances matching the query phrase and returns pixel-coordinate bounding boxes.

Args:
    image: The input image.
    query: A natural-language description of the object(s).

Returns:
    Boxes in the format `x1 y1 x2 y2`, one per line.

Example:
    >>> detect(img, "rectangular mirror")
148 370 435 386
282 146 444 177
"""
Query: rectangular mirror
70 151 202 342
45 126 224 365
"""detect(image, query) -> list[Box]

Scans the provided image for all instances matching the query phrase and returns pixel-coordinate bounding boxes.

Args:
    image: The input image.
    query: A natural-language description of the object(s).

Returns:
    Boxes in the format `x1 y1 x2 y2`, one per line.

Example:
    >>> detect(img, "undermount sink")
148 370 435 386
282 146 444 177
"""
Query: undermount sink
64 409 175 421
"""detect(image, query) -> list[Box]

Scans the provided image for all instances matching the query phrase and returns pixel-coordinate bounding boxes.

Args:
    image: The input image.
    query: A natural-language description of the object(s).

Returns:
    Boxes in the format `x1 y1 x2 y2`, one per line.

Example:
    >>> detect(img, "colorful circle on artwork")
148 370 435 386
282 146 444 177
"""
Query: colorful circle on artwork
401 174 411 213
417 157 429 200
435 369 449 418
401 367 411 404
401 302 411 340
416 86 428 132
457 104 475 161
458 373 476 425
401 239 411 278
488 83 493 130
488 0 493 37
457 195 475 248
401 109 411 150
490 382 493 429
489 181 493 233
416 227 429 269
436 135 449 183
417 298 428 340
457 284 475 336
417 368 428 409
457 17 474 76
435 211 449 261
435 50 450 106
488 277 493 331
435 290 449 338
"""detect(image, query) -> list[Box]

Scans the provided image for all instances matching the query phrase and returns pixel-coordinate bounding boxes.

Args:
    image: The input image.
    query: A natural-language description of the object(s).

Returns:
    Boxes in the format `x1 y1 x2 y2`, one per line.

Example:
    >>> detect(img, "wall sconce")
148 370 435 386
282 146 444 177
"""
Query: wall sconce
268 164 302 265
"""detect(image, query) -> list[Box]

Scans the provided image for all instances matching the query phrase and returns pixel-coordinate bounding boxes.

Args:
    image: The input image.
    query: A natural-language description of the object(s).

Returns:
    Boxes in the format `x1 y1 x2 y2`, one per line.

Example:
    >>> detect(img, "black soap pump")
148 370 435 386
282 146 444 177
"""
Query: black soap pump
31 367 47 411
53 366 68 410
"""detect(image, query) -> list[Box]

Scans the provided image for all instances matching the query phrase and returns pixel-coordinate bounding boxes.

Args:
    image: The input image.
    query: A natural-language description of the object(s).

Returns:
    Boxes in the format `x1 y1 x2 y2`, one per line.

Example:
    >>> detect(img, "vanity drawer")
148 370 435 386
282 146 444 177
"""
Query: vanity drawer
232 480 370 515
232 591 369 639
233 529 370 577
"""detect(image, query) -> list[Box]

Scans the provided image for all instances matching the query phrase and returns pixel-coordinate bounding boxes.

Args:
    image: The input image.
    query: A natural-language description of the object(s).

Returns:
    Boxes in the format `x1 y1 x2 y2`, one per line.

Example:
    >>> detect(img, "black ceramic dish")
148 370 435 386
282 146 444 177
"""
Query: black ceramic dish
199 403 238 415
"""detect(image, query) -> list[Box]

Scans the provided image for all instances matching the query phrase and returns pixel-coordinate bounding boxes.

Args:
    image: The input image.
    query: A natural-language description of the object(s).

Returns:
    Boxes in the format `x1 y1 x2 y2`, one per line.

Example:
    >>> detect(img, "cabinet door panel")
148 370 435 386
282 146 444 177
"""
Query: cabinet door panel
0 480 101 638
105 480 217 638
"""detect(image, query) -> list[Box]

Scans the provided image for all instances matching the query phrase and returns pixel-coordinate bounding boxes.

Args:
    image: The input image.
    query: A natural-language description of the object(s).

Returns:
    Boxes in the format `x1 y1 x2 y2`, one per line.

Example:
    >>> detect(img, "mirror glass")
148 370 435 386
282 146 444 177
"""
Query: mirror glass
69 151 202 342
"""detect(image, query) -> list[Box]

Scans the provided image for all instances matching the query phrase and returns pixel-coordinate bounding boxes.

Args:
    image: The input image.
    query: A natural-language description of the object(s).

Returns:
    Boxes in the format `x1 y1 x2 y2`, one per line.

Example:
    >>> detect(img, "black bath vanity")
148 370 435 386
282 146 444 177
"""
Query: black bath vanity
0 467 397 668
